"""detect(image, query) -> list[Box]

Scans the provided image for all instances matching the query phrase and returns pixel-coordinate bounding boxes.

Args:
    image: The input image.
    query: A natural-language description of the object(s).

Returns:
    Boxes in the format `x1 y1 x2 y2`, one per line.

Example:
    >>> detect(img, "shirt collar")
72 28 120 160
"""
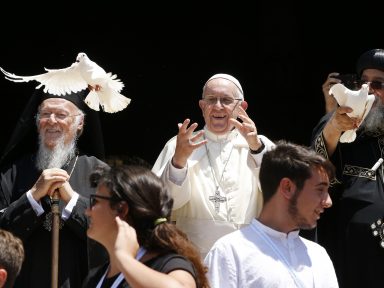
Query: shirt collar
253 218 300 240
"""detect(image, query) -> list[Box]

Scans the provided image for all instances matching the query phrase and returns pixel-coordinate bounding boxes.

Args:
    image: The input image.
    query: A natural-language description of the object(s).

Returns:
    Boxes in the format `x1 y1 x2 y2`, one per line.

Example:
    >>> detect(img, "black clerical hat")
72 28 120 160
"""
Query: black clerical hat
0 88 105 168
356 49 384 76
39 88 88 111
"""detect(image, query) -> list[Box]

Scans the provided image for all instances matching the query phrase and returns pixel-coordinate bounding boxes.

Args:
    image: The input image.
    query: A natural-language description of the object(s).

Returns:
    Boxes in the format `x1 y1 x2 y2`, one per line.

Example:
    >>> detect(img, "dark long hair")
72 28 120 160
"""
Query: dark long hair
90 164 209 288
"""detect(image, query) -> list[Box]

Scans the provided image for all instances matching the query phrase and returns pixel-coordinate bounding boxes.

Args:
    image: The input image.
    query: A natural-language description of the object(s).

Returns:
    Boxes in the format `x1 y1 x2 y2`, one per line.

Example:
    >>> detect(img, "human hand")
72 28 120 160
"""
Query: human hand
114 216 139 262
229 106 263 151
329 106 360 133
322 72 341 113
57 181 75 204
30 168 69 201
172 119 207 169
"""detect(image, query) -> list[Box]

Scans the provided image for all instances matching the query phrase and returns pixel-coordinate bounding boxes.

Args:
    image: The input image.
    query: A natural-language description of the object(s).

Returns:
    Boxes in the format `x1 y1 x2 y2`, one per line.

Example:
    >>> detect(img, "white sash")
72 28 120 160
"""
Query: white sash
251 222 307 288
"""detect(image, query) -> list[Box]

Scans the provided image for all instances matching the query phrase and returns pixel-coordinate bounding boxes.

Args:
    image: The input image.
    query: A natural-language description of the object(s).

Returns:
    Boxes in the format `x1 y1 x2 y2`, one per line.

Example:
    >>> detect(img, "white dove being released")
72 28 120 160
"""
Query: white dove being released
0 52 131 113
330 83 375 143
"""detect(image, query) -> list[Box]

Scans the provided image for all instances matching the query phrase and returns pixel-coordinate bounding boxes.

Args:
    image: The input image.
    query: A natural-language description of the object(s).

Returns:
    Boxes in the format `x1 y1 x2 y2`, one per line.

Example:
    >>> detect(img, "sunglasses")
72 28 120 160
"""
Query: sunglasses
339 78 384 91
363 80 384 90
89 194 120 208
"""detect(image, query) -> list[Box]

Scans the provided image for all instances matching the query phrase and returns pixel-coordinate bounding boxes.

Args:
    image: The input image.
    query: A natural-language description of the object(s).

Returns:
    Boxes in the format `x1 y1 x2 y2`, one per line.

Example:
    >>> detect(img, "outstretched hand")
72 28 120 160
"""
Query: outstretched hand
229 106 263 151
172 119 207 169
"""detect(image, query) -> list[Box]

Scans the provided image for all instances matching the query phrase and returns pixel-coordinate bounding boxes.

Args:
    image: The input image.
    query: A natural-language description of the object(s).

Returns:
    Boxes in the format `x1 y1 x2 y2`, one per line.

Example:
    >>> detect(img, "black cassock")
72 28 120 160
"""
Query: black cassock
0 153 108 288
311 113 384 288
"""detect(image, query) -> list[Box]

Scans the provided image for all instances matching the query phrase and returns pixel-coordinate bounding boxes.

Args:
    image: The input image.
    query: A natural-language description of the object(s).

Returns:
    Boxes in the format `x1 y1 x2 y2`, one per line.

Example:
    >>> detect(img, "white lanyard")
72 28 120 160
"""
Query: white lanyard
251 222 308 288
96 247 146 288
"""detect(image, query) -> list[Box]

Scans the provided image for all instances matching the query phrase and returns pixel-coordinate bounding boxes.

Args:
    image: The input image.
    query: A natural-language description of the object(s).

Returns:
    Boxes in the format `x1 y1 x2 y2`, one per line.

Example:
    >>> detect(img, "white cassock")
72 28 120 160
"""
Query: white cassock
204 219 339 288
152 127 275 257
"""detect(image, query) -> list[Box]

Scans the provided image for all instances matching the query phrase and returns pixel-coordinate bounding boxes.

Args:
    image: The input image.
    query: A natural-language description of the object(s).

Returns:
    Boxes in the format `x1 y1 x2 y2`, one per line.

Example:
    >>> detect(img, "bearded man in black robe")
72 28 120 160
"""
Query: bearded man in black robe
311 49 384 288
0 88 107 288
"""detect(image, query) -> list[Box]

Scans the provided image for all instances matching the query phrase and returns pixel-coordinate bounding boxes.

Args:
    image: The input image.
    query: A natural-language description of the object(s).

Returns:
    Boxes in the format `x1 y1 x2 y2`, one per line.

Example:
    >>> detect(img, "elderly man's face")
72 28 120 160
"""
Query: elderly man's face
359 69 384 135
361 69 384 102
37 98 84 149
199 78 242 135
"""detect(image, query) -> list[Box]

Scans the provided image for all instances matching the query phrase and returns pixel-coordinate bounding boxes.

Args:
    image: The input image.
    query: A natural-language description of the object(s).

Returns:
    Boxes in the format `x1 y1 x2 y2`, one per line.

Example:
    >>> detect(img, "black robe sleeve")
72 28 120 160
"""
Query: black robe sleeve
0 154 108 288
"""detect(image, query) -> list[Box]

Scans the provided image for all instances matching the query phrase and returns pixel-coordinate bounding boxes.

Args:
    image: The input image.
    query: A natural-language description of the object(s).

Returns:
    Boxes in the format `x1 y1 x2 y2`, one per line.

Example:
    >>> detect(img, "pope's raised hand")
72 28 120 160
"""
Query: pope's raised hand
230 106 263 151
172 119 207 169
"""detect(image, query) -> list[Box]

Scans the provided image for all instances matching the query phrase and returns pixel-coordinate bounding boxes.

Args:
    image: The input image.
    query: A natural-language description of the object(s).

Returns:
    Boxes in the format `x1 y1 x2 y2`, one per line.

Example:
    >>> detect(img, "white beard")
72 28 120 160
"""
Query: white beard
36 136 77 170
35 118 80 170
359 97 384 136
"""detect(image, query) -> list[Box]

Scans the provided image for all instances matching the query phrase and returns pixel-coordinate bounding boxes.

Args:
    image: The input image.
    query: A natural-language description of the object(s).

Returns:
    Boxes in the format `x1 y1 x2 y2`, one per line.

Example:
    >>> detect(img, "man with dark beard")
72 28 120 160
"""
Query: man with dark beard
0 88 107 288
204 141 338 288
311 48 384 288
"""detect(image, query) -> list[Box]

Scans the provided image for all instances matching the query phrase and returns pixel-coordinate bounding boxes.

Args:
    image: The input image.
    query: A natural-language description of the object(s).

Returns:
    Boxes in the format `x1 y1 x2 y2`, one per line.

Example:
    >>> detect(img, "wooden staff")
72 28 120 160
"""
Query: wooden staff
51 189 60 288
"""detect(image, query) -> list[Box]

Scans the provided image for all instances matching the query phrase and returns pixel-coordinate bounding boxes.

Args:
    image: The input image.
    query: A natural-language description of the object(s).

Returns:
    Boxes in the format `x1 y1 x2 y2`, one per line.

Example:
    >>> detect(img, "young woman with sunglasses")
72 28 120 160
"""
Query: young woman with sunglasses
82 164 209 288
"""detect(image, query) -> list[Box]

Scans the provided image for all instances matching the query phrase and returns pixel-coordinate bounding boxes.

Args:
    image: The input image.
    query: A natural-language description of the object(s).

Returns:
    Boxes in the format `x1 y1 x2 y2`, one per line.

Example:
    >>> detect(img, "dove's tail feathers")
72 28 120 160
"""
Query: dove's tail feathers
339 130 357 143
102 95 131 113
84 91 101 111
98 90 131 113
106 72 124 92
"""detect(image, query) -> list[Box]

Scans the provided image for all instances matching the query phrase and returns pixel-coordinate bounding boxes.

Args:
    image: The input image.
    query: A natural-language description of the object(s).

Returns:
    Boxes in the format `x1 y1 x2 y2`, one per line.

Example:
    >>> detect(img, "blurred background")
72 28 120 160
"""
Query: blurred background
1 2 382 165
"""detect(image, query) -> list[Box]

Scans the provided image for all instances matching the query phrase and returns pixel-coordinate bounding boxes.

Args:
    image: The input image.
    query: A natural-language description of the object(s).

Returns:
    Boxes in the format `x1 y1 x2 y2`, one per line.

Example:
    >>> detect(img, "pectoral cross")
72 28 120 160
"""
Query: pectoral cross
209 188 226 213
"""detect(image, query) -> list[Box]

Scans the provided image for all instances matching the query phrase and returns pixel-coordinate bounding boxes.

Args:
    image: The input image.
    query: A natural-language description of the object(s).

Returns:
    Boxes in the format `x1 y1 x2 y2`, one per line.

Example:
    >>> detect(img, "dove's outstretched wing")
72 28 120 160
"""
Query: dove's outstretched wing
1 52 131 113
0 63 87 96
105 72 124 92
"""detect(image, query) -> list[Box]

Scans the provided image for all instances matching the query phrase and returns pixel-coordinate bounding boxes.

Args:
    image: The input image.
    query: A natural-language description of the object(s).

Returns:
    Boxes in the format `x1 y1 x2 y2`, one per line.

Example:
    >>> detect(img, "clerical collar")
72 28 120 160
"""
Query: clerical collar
204 127 238 142
254 219 300 240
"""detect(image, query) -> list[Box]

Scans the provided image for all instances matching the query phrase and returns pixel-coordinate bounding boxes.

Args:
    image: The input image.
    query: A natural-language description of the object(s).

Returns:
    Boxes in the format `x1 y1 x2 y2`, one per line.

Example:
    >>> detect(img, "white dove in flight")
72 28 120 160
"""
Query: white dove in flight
0 52 131 113
330 83 375 143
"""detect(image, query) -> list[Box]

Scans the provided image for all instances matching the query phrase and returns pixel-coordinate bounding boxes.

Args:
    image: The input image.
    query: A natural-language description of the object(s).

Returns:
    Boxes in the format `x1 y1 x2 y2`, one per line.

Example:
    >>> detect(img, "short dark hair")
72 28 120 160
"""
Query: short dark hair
259 140 335 204
0 229 24 288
